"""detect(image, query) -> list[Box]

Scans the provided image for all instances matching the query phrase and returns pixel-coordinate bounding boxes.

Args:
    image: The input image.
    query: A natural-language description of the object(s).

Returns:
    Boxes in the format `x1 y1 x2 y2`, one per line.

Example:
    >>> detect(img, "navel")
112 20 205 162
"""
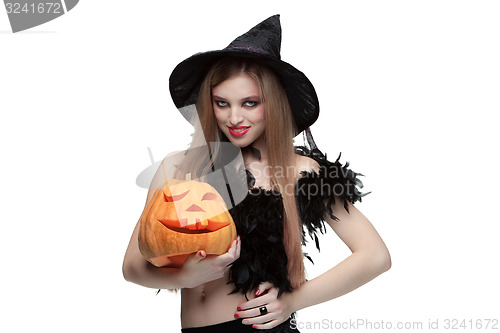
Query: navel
200 287 206 301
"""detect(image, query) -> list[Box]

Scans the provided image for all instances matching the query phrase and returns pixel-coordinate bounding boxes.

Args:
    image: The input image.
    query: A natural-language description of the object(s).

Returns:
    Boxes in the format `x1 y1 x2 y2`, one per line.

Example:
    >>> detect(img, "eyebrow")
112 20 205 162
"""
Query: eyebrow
212 95 261 101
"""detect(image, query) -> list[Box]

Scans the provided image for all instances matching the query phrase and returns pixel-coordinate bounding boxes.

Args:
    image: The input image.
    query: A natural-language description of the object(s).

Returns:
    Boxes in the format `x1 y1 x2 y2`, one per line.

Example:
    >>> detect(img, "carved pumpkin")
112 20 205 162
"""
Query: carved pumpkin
138 177 237 268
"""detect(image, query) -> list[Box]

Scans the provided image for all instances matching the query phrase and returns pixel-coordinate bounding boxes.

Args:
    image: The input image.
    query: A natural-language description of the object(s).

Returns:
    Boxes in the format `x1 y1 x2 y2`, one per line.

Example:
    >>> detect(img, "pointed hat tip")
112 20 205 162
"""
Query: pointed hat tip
227 14 282 58
266 14 281 24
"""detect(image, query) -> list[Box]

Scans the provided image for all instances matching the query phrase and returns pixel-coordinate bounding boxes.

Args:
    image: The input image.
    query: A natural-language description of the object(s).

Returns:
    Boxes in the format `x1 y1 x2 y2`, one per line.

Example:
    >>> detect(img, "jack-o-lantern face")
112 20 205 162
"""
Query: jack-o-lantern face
138 179 237 268
158 179 232 232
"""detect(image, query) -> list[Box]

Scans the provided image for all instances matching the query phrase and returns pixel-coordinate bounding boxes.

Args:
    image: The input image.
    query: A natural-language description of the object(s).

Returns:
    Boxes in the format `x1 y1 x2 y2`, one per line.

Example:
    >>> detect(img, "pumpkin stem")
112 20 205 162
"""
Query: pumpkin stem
185 173 192 181
147 147 155 165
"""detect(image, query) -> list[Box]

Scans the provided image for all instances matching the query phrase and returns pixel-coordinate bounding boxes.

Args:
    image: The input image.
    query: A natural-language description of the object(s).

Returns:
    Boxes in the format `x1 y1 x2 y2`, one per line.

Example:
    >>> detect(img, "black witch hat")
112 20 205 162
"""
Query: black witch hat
169 14 319 135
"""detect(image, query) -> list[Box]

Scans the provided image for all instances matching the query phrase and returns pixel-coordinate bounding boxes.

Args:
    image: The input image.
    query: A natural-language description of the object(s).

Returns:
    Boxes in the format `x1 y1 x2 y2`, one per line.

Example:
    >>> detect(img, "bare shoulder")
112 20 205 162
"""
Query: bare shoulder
294 154 320 175
146 150 186 202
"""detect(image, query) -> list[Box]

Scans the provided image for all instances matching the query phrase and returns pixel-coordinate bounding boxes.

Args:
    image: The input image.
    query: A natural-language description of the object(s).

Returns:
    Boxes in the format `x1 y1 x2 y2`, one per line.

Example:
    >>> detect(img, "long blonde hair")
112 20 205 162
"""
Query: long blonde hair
180 57 305 289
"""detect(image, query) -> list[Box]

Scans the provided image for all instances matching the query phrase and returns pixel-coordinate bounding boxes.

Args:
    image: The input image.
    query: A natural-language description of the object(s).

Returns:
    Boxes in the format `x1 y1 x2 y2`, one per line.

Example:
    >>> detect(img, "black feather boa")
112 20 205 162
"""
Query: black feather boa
226 146 368 297
294 146 369 251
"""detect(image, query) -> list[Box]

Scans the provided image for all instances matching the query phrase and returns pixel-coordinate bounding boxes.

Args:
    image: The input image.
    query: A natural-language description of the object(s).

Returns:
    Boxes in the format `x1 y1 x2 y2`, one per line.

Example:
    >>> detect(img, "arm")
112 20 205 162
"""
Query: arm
291 198 391 311
122 219 184 289
122 155 186 289
290 153 391 309
123 217 241 289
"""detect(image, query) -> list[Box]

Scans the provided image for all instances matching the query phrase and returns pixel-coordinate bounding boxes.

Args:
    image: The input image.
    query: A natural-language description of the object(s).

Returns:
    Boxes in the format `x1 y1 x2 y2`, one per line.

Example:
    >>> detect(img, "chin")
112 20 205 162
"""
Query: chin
221 133 249 147
228 139 251 148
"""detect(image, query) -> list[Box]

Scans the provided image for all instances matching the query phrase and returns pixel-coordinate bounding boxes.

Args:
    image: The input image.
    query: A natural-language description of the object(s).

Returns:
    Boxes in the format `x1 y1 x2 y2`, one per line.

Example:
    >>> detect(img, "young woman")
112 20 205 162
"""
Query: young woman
123 15 391 332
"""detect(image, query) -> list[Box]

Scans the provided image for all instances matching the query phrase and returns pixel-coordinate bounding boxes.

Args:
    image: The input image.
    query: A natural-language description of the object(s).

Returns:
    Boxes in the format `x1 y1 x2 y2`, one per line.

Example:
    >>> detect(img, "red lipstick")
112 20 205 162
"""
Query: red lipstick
228 126 250 137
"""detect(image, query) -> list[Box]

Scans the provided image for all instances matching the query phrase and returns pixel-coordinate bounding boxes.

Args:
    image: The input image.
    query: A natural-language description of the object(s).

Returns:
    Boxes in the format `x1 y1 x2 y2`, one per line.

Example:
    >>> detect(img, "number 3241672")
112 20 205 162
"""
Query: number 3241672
444 319 498 330
5 2 62 14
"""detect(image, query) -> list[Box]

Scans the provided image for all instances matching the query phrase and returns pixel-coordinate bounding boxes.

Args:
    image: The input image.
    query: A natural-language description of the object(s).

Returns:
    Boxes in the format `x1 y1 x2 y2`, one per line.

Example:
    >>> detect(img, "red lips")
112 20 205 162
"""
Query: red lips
228 126 250 137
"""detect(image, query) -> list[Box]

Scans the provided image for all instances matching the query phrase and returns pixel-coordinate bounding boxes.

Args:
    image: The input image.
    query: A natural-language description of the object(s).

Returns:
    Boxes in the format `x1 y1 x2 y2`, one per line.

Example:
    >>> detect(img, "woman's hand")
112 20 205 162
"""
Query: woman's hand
178 236 241 289
234 281 295 330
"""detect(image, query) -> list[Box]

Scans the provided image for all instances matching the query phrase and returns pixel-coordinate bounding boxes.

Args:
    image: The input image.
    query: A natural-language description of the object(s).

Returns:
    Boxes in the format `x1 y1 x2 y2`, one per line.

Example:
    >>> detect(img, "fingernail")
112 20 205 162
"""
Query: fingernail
252 325 257 329
255 289 260 296
237 306 241 311
234 313 239 318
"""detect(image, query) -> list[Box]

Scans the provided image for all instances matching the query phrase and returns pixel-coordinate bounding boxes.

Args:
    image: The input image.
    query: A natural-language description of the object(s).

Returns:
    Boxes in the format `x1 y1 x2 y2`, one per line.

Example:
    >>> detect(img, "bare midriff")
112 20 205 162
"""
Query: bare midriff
180 274 247 328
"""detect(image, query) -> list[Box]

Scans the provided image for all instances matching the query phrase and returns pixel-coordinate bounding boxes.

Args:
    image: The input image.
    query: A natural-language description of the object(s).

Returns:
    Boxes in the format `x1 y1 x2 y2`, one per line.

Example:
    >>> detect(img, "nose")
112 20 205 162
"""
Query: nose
229 106 244 126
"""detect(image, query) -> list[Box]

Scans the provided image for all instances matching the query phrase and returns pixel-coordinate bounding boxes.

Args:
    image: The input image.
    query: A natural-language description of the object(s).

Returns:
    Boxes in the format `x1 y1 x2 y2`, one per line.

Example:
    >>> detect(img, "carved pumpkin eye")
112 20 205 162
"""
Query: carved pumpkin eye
173 190 189 201
163 190 190 202
201 192 218 201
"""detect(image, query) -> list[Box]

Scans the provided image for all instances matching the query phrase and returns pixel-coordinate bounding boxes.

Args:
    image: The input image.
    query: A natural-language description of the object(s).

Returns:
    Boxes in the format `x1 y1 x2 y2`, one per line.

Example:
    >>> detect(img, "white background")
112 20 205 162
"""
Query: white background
1 1 499 332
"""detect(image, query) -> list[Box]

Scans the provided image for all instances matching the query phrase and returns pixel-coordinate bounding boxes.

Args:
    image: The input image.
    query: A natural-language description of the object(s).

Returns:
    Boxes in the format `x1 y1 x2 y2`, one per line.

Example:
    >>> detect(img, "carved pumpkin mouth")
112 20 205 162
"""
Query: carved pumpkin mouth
160 223 230 234
158 217 230 234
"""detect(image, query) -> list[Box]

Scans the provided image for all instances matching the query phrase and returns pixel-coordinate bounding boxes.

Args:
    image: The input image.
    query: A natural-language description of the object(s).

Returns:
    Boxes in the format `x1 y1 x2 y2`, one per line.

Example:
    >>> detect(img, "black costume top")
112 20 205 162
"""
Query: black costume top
227 146 367 297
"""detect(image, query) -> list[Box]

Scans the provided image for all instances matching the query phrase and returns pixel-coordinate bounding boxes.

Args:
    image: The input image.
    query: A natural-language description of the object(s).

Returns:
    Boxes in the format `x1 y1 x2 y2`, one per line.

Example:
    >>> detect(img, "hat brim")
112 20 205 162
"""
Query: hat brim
169 49 319 135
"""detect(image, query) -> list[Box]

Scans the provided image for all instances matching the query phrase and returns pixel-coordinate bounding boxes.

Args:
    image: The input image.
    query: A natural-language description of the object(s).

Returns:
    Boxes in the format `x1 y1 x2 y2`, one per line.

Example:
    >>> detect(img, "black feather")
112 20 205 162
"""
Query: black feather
295 146 368 251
